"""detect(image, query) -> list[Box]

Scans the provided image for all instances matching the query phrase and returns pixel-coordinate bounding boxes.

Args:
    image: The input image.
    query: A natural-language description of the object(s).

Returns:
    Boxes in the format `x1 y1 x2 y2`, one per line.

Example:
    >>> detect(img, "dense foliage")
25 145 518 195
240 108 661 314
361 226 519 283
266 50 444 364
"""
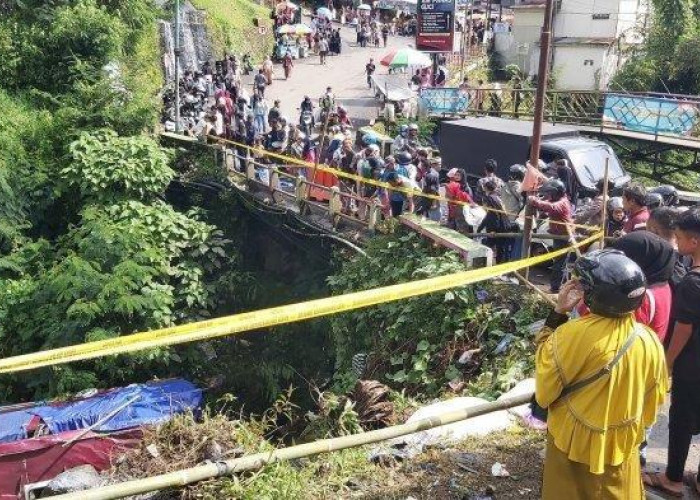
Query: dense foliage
328 231 548 399
64 130 174 202
0 0 251 401
613 0 700 94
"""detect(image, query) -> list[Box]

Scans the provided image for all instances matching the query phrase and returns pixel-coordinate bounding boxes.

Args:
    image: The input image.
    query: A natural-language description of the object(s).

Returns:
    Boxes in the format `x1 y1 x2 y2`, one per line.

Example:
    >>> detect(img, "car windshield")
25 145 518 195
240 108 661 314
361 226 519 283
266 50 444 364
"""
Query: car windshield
567 145 625 188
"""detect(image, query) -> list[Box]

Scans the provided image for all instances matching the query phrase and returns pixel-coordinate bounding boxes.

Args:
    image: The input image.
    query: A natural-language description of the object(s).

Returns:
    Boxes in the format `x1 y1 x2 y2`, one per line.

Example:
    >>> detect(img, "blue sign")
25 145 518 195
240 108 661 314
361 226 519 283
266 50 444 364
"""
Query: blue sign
419 88 469 114
603 94 700 136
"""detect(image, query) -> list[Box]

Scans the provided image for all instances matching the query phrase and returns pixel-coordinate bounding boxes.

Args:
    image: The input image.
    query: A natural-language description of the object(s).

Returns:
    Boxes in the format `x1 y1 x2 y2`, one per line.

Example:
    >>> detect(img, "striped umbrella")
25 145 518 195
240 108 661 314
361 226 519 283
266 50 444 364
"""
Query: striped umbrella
293 23 313 34
380 48 432 68
276 1 298 11
277 24 296 34
316 7 333 18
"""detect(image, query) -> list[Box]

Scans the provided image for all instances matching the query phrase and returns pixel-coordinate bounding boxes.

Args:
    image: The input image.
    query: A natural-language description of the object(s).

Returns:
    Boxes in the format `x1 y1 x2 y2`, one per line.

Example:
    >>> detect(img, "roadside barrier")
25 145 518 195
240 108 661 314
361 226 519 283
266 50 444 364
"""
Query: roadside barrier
0 233 601 374
206 135 599 232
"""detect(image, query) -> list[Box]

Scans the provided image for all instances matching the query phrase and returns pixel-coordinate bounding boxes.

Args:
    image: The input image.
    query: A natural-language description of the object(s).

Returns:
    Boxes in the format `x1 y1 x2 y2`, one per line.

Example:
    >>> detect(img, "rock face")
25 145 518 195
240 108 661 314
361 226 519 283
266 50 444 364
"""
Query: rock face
159 2 214 82
44 465 104 494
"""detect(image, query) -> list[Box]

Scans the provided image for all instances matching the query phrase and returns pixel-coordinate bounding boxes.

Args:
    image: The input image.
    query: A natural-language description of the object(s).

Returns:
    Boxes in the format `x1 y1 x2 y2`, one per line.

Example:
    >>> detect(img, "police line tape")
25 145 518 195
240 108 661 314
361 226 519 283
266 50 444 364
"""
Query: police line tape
0 233 601 374
207 135 599 233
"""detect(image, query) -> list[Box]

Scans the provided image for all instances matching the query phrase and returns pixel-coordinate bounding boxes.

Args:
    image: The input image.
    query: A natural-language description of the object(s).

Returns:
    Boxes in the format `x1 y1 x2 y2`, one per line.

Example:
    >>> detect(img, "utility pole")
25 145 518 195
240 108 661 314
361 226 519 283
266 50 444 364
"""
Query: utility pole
174 0 181 133
521 0 555 270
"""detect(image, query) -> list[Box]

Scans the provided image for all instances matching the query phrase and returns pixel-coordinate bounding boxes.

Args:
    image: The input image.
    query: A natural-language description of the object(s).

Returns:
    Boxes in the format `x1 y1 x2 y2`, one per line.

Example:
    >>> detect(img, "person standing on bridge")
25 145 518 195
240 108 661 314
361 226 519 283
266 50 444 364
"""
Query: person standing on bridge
536 250 667 500
381 23 389 47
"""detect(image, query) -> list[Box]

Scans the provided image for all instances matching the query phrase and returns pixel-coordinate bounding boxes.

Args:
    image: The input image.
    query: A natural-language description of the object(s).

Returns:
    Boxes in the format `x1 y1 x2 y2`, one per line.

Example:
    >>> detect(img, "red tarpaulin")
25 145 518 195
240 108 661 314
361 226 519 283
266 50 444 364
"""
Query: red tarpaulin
0 429 141 499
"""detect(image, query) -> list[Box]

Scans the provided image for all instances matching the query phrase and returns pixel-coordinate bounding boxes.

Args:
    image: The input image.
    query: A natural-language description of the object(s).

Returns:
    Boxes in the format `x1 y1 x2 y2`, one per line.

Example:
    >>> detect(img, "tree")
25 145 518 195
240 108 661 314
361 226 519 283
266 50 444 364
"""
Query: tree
613 0 699 94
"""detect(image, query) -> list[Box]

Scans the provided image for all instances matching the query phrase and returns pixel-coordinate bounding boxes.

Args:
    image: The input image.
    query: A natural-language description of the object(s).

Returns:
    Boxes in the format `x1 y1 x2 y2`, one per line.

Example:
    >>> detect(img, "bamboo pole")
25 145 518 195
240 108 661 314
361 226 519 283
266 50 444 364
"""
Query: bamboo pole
62 395 141 448
601 158 610 245
513 272 557 307
55 393 533 500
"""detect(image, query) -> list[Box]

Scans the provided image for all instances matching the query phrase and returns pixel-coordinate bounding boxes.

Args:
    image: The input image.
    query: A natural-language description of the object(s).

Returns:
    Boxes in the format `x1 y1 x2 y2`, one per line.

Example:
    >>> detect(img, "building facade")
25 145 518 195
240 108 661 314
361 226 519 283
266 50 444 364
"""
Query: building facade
504 0 648 89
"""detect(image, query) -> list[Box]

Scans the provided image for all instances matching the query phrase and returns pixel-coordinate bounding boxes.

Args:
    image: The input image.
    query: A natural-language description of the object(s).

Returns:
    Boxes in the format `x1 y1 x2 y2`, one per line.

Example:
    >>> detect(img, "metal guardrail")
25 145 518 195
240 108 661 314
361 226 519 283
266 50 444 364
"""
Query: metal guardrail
422 88 700 144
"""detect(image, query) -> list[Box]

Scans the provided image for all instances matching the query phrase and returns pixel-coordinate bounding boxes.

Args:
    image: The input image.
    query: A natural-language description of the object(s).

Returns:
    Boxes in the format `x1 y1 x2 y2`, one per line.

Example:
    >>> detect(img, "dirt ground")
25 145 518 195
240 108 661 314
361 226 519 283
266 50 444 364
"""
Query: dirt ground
348 428 545 500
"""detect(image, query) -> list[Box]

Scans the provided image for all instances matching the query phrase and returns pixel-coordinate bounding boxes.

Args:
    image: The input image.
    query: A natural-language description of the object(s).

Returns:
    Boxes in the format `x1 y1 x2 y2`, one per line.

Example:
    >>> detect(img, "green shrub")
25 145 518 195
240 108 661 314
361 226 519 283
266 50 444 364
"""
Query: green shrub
63 129 174 202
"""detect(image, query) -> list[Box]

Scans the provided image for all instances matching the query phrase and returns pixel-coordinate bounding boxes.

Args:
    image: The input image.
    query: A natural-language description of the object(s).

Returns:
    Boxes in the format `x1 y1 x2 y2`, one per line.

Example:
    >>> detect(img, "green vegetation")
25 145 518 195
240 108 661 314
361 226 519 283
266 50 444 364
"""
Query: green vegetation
190 0 274 63
613 0 700 95
0 0 252 401
328 230 548 400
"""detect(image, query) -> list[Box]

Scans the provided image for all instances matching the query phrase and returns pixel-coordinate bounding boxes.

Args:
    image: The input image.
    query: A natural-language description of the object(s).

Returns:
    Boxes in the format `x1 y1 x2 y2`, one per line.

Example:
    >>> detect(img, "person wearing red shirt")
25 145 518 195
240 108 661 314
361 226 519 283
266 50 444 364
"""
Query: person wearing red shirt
528 179 573 293
622 182 650 233
575 231 675 342
445 168 472 232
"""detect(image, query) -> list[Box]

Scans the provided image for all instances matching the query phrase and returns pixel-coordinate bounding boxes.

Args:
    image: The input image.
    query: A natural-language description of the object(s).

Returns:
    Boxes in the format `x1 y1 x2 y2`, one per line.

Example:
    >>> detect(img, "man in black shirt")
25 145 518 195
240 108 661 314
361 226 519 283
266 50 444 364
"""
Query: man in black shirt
267 100 281 129
365 58 376 88
646 207 700 496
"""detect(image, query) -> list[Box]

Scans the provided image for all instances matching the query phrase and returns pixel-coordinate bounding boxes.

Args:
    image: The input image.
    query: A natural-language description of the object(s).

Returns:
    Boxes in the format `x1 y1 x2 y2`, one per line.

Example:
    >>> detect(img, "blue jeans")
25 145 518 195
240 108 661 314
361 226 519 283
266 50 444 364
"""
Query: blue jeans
254 115 266 135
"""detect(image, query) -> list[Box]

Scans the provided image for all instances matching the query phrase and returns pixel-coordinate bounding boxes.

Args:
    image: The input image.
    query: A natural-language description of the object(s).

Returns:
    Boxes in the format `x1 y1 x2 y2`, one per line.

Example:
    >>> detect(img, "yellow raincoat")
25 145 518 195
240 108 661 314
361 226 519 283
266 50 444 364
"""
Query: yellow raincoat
536 313 668 499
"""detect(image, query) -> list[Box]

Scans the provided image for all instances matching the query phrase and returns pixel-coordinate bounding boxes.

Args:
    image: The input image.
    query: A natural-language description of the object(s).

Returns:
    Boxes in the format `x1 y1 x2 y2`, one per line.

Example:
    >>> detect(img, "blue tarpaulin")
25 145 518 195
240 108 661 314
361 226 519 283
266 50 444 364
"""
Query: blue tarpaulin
0 379 202 444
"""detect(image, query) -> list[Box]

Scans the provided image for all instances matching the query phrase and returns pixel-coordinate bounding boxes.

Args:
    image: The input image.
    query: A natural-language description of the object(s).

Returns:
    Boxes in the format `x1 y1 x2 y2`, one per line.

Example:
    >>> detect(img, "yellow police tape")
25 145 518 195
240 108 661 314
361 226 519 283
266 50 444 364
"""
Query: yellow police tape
0 233 601 374
207 135 599 233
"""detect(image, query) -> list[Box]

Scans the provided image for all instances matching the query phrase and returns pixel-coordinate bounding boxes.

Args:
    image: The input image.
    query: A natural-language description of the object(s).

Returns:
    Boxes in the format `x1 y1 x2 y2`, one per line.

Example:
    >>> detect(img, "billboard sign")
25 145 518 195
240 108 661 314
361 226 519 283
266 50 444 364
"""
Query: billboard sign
416 0 456 52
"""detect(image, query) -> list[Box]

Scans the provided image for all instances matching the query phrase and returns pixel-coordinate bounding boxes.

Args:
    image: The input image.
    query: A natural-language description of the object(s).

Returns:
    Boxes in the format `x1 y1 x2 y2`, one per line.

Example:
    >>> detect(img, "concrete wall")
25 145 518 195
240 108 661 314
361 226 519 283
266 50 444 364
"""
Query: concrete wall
553 0 644 40
552 44 608 90
511 8 544 75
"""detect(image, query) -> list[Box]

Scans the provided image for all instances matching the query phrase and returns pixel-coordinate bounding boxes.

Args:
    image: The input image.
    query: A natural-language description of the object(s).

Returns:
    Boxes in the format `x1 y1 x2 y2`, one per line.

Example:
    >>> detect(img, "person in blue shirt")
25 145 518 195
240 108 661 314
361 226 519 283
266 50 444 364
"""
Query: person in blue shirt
385 171 407 217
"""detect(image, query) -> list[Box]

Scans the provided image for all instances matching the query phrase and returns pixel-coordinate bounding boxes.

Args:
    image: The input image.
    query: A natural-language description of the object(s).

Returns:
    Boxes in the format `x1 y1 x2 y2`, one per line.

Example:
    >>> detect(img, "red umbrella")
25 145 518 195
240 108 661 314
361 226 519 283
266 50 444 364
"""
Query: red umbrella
379 49 398 67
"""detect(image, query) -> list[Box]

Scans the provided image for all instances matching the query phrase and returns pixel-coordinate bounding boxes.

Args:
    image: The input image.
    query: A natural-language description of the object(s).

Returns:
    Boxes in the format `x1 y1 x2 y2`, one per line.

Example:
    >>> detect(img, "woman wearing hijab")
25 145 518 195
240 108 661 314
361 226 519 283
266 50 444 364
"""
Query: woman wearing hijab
610 231 675 342
537 250 668 499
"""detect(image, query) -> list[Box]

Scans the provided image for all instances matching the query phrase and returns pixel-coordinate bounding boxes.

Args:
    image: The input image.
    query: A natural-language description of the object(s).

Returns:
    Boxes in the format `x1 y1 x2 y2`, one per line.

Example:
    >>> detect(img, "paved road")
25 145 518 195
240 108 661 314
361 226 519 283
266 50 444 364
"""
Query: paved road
247 21 415 128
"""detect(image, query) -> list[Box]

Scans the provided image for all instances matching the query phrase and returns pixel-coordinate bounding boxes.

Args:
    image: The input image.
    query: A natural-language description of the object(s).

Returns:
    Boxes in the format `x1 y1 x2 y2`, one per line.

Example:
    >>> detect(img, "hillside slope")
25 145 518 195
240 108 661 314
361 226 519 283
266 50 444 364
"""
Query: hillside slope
192 0 274 63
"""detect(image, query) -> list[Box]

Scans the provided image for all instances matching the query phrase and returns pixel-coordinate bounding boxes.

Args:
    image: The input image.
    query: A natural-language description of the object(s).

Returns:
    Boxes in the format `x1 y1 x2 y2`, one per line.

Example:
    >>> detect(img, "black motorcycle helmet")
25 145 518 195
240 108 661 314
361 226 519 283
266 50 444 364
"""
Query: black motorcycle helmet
649 185 679 207
538 179 566 200
573 249 647 318
509 164 526 181
396 151 413 165
645 192 664 210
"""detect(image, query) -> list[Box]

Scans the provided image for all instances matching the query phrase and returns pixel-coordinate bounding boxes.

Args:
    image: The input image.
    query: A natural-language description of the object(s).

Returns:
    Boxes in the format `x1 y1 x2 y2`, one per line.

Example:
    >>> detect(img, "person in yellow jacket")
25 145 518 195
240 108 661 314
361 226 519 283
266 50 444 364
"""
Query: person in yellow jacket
536 249 668 499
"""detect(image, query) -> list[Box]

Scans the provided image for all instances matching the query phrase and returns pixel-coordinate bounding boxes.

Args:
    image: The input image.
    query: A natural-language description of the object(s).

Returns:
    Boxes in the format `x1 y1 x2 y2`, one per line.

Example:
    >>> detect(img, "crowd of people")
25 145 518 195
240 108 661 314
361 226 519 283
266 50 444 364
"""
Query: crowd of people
531 199 700 499
161 8 700 497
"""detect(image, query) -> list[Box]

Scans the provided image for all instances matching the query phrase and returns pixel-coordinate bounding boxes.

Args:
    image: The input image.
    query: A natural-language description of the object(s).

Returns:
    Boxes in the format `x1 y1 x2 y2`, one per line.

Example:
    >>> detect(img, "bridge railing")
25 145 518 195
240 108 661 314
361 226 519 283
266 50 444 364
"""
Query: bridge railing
421 88 700 142
223 148 383 230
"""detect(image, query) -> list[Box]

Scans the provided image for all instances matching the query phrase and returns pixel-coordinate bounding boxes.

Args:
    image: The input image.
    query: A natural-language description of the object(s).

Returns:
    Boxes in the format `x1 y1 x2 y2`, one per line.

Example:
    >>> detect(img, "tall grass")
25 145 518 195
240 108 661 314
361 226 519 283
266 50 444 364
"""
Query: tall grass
191 0 274 63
